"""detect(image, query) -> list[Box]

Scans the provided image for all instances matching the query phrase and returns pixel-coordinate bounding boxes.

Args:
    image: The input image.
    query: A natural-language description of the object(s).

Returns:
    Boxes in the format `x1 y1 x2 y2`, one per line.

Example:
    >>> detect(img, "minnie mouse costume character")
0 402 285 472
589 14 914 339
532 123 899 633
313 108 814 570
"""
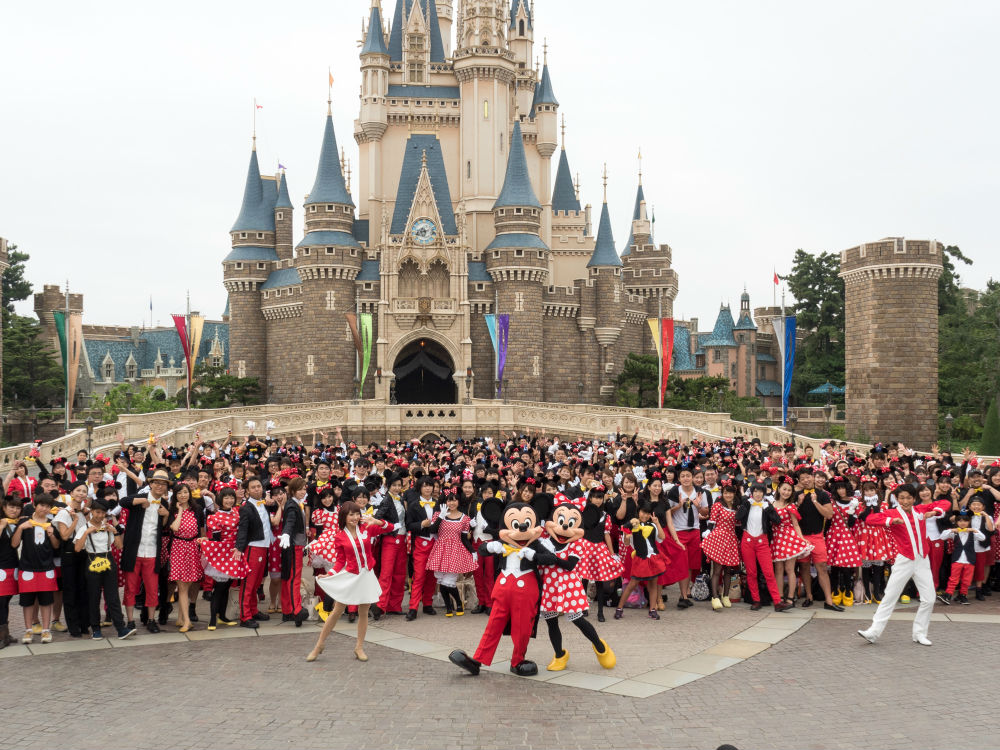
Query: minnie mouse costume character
449 502 559 677
538 497 616 672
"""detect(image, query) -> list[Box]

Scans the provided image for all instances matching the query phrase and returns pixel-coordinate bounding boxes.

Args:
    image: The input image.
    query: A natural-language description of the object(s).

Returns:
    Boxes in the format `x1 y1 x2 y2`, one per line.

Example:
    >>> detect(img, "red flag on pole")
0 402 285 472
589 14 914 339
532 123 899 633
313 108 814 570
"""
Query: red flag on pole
172 314 192 409
773 271 780 285
660 319 675 405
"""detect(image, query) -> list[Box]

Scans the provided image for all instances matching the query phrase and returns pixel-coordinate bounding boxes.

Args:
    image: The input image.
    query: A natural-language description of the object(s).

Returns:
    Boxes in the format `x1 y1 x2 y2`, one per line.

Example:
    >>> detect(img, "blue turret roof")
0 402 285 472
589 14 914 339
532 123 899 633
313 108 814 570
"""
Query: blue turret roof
261 268 302 290
362 3 390 55
621 182 645 257
509 0 532 29
532 64 558 109
275 172 293 209
671 325 698 372
587 202 622 268
390 134 458 235
224 246 279 262
231 148 276 233
735 310 756 330
494 121 541 209
356 258 380 281
305 114 354 207
295 230 361 249
702 305 738 346
485 233 548 251
388 0 445 63
551 149 580 212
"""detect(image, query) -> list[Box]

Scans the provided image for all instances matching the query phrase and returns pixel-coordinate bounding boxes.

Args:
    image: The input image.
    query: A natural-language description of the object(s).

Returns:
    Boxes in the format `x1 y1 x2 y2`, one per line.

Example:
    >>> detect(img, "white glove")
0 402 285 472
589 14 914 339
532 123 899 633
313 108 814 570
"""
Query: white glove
279 533 290 549
485 541 503 555
522 547 536 561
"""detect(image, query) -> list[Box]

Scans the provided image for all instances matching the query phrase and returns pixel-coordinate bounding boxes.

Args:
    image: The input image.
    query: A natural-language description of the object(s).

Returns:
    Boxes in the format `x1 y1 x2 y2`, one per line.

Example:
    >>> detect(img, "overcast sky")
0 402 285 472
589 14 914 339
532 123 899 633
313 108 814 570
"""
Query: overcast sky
4 0 999 329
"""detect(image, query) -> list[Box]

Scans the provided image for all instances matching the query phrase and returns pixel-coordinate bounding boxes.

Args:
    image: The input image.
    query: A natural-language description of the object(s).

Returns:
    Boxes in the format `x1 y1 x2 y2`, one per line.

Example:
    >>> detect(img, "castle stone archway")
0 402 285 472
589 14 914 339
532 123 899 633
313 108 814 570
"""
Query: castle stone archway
392 338 457 404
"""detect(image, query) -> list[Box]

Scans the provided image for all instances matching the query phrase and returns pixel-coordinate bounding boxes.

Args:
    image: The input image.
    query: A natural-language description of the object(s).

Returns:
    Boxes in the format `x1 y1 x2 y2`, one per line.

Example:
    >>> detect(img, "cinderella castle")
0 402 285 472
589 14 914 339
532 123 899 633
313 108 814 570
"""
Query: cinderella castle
223 0 679 405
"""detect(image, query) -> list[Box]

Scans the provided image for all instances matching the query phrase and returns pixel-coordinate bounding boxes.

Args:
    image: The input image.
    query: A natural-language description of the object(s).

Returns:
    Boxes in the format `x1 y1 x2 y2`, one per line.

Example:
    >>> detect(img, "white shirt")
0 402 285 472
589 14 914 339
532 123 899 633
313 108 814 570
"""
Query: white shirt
389 494 406 535
248 498 274 548
75 525 114 554
670 488 707 532
940 528 985 564
745 499 768 537
137 494 166 558
55 507 87 539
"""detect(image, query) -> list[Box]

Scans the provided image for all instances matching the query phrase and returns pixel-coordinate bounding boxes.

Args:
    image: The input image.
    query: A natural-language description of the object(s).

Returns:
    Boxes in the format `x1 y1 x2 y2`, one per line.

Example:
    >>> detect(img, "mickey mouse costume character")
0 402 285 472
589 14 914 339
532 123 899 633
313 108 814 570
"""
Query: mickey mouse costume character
538 496 616 671
449 501 557 677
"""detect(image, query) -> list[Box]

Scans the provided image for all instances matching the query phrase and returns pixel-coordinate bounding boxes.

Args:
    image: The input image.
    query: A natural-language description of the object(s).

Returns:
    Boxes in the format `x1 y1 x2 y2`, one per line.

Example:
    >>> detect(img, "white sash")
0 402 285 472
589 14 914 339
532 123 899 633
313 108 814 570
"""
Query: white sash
345 530 369 571
897 508 924 558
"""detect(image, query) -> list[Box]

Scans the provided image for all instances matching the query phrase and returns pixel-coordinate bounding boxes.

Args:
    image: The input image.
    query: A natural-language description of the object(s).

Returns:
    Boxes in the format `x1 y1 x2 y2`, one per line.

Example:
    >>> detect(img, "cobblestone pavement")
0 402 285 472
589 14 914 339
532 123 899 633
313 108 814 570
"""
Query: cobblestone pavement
5 600 999 750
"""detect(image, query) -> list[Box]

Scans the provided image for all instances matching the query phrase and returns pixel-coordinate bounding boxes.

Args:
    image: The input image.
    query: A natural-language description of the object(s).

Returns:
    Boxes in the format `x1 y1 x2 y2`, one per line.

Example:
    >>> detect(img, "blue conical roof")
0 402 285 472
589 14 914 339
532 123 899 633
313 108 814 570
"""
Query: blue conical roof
587 202 622 268
509 0 533 30
388 0 445 63
494 121 540 209
621 182 645 256
362 3 389 55
305 114 354 207
231 148 276 232
275 172 293 209
551 149 580 212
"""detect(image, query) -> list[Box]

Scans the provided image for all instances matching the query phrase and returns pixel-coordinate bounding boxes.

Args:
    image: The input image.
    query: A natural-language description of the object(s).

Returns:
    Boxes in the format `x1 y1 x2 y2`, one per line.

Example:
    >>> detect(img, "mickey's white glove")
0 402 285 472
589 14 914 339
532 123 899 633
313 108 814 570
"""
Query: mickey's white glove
484 541 503 554
279 533 290 549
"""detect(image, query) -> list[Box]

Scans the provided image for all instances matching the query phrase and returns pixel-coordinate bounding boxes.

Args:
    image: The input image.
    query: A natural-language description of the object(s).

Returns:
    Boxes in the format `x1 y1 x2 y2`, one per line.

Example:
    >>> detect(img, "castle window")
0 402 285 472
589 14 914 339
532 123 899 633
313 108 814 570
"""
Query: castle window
126 362 137 379
350 248 358 256
519 19 525 36
256 232 264 239
277 211 283 220
737 333 744 343
514 207 523 214
307 355 315 376
408 62 425 83
483 100 489 120
235 262 244 270
303 248 311 255
713 350 722 362
257 263 266 270
514 249 524 257
731 363 737 377
363 283 373 291
326 247 334 254
408 34 425 51
275 289 281 297
326 205 334 212
696 355 705 368
492 251 500 259
326 290 336 310
103 361 114 382
309 206 316 212
239 232 247 239
537 251 545 259
476 283 485 291
212 355 222 368
467 161 471 179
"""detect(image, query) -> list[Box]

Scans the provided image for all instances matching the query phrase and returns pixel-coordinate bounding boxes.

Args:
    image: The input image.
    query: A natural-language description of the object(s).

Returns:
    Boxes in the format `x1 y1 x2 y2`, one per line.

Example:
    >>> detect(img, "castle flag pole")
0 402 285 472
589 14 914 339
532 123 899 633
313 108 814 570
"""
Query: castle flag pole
494 287 499 399
186 291 192 410
657 294 663 409
780 286 786 429
64 280 70 433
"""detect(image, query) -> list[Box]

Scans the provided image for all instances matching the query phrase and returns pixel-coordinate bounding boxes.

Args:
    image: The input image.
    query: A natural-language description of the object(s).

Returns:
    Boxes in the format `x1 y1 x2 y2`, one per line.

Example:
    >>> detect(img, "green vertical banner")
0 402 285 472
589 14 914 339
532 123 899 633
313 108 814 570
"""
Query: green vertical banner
52 310 69 381
359 312 373 399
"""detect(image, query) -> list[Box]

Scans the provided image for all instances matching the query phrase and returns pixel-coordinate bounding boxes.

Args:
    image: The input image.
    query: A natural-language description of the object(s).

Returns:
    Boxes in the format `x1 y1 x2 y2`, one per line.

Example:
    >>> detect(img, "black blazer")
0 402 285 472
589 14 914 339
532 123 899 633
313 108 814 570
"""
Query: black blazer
406 498 439 538
236 500 270 552
119 493 168 572
280 501 306 540
735 499 781 542
375 495 405 527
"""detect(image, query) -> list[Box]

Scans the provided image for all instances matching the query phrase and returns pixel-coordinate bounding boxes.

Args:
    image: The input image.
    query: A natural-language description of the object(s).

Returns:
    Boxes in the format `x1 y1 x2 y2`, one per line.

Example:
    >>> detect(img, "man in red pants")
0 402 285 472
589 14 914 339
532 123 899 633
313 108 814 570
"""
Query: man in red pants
278 477 309 626
235 478 274 628
374 473 408 616
736 484 792 612
119 469 171 633
450 503 560 677
405 477 439 620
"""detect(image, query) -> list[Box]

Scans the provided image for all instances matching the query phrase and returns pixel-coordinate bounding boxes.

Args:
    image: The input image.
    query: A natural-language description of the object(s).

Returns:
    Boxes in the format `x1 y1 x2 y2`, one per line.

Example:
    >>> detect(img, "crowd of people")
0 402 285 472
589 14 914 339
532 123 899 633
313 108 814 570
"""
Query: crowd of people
0 427 996 657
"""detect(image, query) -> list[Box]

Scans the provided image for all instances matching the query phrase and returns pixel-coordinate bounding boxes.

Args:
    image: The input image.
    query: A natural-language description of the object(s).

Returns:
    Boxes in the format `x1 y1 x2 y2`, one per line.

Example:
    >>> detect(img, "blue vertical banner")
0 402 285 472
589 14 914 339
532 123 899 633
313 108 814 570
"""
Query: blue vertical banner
496 314 510 397
782 315 796 427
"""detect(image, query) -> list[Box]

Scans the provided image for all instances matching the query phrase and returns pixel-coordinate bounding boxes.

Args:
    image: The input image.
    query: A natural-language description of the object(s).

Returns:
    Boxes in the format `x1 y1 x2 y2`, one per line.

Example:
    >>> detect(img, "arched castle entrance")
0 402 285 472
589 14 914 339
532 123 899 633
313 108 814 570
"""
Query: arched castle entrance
392 338 457 404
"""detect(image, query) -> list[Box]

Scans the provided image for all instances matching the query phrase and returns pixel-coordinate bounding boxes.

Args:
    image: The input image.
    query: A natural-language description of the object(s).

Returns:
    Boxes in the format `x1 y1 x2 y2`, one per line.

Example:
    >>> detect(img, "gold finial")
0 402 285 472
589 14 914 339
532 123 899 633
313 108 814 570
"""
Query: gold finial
574 172 580 199
346 158 352 193
340 146 346 173
327 67 333 115
560 114 566 150
602 163 608 202
638 147 642 185
421 148 428 168
543 38 548 65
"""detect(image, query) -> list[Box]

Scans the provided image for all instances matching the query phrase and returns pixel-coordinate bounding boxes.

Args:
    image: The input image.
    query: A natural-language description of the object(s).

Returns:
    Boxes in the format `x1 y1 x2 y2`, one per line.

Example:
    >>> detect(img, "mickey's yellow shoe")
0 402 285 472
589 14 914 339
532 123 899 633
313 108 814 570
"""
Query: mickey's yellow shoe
900 595 911 604
831 590 843 606
593 639 616 669
546 650 570 671
842 590 854 608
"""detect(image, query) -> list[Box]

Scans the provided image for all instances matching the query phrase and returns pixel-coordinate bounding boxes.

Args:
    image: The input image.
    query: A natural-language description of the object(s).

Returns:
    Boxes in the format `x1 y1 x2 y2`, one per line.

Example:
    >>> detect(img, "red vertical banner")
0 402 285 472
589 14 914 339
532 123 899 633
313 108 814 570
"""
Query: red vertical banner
660 318 674 406
172 314 192 408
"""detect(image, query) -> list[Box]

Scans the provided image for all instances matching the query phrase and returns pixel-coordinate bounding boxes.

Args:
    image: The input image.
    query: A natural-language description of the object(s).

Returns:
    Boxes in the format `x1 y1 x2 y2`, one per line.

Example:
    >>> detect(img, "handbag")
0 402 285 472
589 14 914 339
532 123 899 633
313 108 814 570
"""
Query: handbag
86 530 112 573
690 573 711 601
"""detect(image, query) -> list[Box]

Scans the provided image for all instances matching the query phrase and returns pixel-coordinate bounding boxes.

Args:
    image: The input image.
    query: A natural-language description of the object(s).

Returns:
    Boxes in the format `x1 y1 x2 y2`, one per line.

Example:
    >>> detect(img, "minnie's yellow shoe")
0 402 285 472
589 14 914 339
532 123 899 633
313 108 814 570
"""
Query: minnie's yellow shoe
315 602 329 622
546 650 570 671
831 589 843 606
710 597 723 611
721 596 732 608
842 590 854 608
900 594 911 604
593 639 616 669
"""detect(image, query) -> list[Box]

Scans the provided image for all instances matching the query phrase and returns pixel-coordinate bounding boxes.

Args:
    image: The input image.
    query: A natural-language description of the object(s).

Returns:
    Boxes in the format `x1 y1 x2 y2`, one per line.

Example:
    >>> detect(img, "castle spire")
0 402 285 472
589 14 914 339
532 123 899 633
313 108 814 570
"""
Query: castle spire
231 145 275 232
509 0 533 30
362 0 389 55
305 109 354 207
494 120 541 209
388 0 445 63
621 177 647 257
587 170 621 268
275 169 293 209
551 121 580 212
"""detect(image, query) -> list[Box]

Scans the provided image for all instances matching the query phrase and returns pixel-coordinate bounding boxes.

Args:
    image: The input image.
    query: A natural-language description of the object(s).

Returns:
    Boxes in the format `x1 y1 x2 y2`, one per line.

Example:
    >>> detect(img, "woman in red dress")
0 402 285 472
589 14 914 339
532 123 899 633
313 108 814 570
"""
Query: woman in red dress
770 476 813 606
201 487 246 629
575 486 624 622
308 487 340 621
857 476 891 603
701 481 741 610
826 476 863 607
306 502 392 663
167 484 206 632
646 473 690 601
426 488 477 616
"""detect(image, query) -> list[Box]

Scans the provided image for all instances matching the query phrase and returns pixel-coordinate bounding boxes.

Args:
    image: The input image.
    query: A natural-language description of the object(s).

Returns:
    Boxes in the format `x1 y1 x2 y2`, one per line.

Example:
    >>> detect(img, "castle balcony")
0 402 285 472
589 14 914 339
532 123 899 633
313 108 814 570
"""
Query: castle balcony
391 297 457 330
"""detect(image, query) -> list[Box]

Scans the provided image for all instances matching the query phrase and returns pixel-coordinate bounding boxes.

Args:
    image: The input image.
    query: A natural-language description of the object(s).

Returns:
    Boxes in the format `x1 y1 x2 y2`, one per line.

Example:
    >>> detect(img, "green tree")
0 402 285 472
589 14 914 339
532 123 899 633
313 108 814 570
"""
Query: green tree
783 249 845 404
1 244 32 326
981 397 1000 455
3 315 64 408
92 383 177 423
614 353 658 407
191 363 261 408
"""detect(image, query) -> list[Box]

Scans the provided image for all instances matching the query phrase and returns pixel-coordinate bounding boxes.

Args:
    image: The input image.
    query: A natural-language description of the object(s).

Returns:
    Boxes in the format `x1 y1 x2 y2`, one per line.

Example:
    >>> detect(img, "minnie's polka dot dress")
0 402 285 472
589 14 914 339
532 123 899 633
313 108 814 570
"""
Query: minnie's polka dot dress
540 540 589 614
770 503 813 562
701 502 740 567
826 500 863 567
310 512 341 572
427 515 477 574
168 510 203 583
576 514 624 582
857 500 892 562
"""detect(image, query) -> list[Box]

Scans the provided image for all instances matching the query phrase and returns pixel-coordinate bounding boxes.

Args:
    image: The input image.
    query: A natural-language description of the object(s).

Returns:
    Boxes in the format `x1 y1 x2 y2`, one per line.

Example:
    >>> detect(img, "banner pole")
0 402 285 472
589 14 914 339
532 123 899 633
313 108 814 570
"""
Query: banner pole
657 294 663 409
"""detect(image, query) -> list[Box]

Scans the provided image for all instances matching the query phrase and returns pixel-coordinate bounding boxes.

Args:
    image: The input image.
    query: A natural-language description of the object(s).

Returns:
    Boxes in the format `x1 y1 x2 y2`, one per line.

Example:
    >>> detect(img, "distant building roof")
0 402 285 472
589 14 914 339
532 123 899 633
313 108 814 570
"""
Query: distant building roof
671 325 698 371
755 352 777 363
701 305 738 347
756 380 781 397
84 322 229 382
551 149 580 212
261 268 302 290
356 258 380 281
468 261 492 282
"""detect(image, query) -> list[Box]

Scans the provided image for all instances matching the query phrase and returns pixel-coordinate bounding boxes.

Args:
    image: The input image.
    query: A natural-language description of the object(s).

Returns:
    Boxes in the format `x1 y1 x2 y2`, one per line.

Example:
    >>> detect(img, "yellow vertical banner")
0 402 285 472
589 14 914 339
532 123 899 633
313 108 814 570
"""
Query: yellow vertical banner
188 315 205 379
66 312 83 423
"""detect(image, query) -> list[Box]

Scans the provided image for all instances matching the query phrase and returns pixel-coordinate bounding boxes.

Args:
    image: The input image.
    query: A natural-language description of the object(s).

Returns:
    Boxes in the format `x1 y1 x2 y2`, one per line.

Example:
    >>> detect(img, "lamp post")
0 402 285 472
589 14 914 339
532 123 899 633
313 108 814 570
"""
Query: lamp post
494 378 500 401
84 416 95 457
125 389 134 415
823 401 834 436
464 368 473 405
577 380 585 403
30 405 38 443
787 412 798 435
945 412 954 452
376 367 382 385
352 374 360 405
503 379 509 405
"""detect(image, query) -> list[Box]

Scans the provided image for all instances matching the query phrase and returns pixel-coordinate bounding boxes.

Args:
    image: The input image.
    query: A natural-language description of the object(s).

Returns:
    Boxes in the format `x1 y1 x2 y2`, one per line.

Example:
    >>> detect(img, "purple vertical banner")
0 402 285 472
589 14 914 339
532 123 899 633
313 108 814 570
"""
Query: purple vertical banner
496 314 510 396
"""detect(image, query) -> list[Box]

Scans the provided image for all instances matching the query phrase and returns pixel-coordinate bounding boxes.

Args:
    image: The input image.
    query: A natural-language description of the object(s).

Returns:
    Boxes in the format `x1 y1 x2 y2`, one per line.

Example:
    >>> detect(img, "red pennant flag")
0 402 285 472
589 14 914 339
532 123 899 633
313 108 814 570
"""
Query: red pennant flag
773 271 780 285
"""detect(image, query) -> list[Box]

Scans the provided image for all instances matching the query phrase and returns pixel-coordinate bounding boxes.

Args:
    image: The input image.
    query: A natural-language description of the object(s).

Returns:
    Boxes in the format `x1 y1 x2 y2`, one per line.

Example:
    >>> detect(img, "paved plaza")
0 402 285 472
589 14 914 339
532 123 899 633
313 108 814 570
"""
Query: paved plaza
4 586 999 750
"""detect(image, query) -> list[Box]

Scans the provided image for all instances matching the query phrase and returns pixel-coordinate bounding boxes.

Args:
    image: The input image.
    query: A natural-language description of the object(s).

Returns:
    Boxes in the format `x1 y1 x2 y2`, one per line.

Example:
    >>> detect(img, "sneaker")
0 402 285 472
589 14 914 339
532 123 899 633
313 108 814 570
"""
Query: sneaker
117 625 136 640
976 588 986 601
31 622 42 634
49 620 67 633
91 629 103 640
710 597 723 611
613 608 623 620
900 595 911 604
146 621 161 634
957 594 970 605
21 630 32 644
937 593 952 605
648 609 660 620
40 630 53 644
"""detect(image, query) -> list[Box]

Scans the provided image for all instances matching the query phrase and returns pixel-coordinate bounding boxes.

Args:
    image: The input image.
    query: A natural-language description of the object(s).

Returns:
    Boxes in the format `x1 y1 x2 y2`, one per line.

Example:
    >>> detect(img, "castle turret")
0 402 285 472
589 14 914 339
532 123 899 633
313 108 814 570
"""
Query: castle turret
508 0 533 67
224 144 277 388
436 0 454 57
485 120 547 400
531 54 558 248
274 171 293 262
357 0 391 234
586 174 624 403
294 107 363 402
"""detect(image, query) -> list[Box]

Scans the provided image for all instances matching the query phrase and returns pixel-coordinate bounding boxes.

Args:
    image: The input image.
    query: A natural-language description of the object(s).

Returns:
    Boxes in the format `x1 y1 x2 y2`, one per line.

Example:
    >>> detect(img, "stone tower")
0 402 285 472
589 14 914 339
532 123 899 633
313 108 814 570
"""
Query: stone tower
840 237 943 448
0 238 8 419
33 283 84 360
485 120 547 400
585 179 624 403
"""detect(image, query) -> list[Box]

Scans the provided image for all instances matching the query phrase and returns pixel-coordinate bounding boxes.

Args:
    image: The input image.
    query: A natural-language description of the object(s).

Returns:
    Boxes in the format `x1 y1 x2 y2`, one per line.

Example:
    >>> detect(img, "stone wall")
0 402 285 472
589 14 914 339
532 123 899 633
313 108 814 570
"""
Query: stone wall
840 238 943 448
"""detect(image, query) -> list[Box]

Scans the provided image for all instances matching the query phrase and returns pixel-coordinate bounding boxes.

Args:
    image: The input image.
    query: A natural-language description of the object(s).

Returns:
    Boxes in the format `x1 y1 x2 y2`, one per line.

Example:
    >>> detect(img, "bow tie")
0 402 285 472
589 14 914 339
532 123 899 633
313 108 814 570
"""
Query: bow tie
30 520 51 529
751 501 765 508
956 527 972 533
389 494 400 502
803 489 815 495
420 500 436 509
255 500 266 507
149 499 161 506
710 486 719 492
502 543 526 557
639 525 654 539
